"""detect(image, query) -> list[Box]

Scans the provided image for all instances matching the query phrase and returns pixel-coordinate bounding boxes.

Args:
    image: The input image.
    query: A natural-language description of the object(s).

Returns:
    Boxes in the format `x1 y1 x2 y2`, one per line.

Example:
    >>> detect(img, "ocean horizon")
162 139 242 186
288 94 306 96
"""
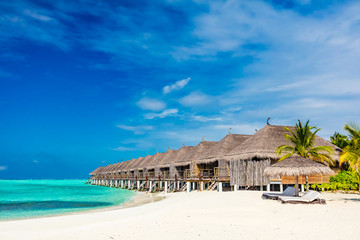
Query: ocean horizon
0 179 135 221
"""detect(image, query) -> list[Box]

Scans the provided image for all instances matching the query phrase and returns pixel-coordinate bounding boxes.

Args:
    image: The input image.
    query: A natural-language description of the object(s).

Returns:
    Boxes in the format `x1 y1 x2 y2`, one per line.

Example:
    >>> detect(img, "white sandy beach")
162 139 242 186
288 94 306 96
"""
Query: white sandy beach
0 191 359 240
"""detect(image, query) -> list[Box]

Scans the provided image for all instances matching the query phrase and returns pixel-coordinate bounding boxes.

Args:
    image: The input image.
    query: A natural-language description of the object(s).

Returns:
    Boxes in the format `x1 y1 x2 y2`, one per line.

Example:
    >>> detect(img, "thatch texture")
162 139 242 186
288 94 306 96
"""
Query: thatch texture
89 167 104 175
264 155 335 177
172 145 195 167
109 162 121 173
141 152 162 170
107 164 119 174
120 159 135 173
99 164 113 175
113 161 127 173
225 125 341 161
128 157 145 171
150 149 177 168
230 159 271 186
198 134 251 163
188 141 218 163
125 157 141 171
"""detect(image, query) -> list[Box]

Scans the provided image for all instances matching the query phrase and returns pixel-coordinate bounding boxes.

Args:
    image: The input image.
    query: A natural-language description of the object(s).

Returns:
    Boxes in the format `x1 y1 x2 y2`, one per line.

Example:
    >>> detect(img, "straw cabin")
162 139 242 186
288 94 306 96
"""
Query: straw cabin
109 163 121 179
129 157 145 179
183 140 218 181
121 159 135 178
264 155 335 195
141 153 160 179
172 145 196 180
197 133 251 181
153 149 178 180
125 157 141 180
89 123 341 192
89 167 104 179
264 155 335 177
113 161 126 178
225 125 341 190
117 160 130 178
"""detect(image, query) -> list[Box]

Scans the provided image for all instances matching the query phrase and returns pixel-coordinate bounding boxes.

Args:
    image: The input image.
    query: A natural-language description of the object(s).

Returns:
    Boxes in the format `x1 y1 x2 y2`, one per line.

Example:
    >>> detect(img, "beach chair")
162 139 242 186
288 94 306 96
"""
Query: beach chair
262 187 296 200
278 190 325 204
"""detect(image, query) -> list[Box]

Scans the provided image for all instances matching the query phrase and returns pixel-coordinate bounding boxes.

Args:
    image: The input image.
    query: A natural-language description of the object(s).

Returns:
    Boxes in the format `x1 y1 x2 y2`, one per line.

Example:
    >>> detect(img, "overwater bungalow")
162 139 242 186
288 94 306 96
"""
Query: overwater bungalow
89 124 341 193
225 125 340 191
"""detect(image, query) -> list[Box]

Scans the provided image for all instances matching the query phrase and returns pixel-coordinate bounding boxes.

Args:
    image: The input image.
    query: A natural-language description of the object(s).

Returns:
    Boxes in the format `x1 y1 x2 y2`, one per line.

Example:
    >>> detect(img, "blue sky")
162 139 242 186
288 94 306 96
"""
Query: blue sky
1 0 360 179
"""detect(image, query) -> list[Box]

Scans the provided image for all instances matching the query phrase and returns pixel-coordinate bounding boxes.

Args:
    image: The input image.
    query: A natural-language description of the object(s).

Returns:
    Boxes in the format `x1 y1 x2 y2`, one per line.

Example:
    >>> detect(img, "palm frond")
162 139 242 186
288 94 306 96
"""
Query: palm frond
276 145 294 156
278 152 294 161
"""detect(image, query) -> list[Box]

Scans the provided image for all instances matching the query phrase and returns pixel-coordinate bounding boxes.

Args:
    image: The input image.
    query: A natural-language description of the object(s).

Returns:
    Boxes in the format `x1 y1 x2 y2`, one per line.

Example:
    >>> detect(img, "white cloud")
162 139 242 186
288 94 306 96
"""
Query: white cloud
136 97 166 111
163 77 191 94
0 166 7 171
117 124 154 135
112 146 135 151
144 109 178 119
191 115 222 122
23 9 52 22
179 91 213 106
220 106 243 114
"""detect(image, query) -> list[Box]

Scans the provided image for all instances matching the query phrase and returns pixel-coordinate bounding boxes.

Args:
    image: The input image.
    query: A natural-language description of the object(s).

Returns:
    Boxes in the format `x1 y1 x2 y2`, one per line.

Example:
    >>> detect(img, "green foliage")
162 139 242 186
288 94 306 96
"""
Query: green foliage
330 132 349 149
339 123 360 191
310 171 359 192
340 123 360 171
276 120 334 164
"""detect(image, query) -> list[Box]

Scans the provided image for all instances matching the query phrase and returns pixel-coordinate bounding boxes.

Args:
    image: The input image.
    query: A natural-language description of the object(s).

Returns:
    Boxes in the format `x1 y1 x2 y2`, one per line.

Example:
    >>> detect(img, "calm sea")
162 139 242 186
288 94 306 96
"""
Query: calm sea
0 179 135 220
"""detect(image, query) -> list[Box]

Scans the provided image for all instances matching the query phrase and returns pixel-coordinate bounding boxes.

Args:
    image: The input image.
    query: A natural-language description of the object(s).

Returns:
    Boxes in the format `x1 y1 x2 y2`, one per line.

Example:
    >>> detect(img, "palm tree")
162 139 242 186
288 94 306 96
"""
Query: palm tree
339 123 360 191
330 132 350 149
276 120 335 191
276 120 334 164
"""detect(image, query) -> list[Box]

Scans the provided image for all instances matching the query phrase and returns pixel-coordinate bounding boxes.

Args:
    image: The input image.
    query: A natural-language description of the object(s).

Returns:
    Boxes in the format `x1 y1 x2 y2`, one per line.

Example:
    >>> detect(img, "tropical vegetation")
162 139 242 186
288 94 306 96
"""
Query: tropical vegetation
310 170 359 192
339 123 360 191
276 120 334 165
330 132 350 149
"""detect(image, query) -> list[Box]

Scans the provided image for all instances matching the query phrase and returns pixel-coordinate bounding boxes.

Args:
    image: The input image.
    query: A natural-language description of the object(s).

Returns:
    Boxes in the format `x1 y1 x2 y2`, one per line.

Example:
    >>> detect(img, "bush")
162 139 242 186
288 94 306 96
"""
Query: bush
310 171 359 192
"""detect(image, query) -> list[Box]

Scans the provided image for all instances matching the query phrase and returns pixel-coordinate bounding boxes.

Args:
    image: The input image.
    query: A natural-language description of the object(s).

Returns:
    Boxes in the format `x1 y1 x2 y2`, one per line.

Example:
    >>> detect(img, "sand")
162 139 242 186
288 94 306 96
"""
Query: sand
0 191 359 240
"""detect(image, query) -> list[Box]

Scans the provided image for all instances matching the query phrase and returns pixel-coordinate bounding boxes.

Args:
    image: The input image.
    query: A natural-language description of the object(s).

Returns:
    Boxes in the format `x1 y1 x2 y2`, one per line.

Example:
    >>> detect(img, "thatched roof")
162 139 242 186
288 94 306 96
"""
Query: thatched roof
99 164 113 174
198 134 251 163
172 145 196 167
225 125 341 161
150 149 178 168
128 156 145 171
264 155 335 177
139 153 160 170
89 167 104 175
119 159 134 172
109 162 122 173
107 163 119 174
125 157 142 171
188 141 218 163
114 161 127 173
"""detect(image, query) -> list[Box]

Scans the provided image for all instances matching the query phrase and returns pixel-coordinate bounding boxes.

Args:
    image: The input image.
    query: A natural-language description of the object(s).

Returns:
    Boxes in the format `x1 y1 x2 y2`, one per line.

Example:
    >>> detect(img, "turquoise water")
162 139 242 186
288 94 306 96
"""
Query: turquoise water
0 180 135 220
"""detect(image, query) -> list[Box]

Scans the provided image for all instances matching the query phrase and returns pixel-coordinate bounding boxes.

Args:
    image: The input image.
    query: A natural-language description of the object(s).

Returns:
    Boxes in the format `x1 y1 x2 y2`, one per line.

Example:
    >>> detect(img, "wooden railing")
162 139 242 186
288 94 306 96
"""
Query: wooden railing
199 169 214 178
214 167 229 177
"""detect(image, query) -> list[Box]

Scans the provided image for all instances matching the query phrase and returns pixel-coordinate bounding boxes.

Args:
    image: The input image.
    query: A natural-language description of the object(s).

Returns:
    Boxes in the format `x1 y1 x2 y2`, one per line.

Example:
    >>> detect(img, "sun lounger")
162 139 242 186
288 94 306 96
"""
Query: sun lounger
262 187 296 200
278 190 326 204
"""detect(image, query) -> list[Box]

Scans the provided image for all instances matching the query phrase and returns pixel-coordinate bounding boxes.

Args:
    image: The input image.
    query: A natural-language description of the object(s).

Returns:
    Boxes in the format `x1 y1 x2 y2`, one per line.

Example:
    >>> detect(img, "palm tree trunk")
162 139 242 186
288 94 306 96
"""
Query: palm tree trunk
295 176 299 196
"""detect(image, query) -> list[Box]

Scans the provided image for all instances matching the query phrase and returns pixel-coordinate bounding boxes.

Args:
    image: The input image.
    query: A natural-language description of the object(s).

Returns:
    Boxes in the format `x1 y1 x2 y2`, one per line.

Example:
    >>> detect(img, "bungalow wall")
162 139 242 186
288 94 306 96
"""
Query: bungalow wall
171 164 190 179
230 158 271 186
280 174 332 184
218 159 229 180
